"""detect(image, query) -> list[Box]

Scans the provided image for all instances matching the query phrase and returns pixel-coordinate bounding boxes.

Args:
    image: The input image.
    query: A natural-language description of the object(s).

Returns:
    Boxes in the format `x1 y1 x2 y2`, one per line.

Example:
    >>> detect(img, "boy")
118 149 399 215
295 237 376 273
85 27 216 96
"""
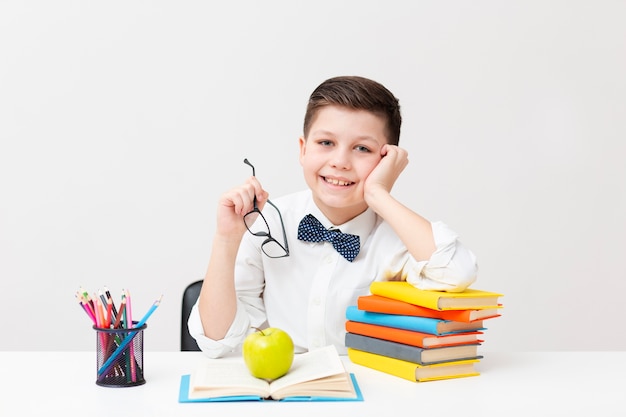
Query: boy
188 76 478 357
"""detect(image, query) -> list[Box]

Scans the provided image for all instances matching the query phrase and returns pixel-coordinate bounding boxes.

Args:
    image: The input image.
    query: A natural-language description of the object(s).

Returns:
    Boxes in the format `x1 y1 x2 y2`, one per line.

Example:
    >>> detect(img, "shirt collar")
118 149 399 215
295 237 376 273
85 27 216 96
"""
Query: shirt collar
303 192 377 244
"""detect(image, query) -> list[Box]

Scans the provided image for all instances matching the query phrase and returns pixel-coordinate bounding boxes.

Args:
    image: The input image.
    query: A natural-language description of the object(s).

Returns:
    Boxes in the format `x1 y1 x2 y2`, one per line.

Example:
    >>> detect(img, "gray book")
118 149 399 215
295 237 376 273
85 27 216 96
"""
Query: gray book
345 332 483 365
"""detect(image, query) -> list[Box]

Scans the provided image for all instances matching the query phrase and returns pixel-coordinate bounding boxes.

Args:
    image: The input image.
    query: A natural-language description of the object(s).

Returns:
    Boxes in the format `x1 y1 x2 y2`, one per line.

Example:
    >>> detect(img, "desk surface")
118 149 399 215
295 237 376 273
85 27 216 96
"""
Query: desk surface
1 351 623 416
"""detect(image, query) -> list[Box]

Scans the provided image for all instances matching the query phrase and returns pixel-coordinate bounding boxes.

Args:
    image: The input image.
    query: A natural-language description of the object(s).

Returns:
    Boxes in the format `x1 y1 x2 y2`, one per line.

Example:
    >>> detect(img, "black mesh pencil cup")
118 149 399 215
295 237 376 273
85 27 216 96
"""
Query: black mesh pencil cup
94 322 147 387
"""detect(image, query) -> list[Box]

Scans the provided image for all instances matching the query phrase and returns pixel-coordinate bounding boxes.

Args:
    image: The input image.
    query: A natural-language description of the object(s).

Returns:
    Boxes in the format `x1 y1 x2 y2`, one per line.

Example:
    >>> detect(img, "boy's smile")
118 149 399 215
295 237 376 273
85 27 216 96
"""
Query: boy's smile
299 105 389 225
323 177 353 187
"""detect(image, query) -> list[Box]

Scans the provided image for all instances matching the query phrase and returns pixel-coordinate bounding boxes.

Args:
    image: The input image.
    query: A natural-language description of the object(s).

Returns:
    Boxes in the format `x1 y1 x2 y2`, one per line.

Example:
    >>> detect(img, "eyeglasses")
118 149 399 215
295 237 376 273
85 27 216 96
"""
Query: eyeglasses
242 159 290 258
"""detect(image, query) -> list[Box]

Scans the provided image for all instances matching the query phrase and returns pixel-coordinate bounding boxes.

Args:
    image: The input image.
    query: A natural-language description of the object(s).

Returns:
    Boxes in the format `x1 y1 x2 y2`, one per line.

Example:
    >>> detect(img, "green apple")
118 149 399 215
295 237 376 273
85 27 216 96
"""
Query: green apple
242 327 294 381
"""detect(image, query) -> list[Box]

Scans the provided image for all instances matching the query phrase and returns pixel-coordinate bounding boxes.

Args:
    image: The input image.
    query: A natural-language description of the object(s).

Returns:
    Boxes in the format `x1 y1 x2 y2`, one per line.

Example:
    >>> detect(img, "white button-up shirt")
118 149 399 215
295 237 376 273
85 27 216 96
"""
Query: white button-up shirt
188 189 478 358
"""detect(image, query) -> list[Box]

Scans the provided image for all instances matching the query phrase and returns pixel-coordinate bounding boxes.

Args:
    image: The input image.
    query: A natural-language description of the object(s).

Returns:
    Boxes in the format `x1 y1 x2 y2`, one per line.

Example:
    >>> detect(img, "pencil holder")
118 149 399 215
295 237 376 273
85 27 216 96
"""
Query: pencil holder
94 322 147 387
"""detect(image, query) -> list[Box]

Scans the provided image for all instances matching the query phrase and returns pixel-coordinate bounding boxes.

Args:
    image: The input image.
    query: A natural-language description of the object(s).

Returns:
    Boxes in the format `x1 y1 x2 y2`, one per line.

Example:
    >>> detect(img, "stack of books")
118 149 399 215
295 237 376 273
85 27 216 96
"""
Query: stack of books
345 281 503 382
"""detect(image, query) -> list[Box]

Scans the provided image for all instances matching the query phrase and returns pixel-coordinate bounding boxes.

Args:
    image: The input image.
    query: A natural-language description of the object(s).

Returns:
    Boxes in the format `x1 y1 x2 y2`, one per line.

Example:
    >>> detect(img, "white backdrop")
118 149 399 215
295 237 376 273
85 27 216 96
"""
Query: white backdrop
1 1 625 352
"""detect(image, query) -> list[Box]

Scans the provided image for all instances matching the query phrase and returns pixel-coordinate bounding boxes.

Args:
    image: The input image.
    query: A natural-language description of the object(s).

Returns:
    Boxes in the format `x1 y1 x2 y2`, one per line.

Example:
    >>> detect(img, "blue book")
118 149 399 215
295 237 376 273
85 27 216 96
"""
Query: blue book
345 306 486 335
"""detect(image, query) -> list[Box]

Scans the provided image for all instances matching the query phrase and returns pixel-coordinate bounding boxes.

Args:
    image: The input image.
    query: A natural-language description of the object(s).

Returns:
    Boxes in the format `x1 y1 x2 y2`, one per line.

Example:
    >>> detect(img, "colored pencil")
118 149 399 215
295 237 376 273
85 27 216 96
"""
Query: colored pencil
113 299 126 329
78 292 95 317
105 297 113 328
121 289 131 382
125 289 137 382
79 286 94 311
121 290 128 328
98 289 107 308
103 286 118 320
93 296 104 328
76 292 96 325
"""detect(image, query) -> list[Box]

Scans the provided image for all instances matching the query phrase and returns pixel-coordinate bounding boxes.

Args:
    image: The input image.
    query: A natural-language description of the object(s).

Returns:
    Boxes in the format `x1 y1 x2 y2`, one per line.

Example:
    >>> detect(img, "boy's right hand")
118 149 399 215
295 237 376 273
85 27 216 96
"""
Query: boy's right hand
215 176 269 238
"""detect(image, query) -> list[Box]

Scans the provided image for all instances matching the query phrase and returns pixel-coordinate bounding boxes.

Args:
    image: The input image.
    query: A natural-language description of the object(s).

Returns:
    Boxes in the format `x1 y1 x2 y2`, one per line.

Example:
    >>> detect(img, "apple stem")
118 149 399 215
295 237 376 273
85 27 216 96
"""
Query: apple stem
251 326 265 336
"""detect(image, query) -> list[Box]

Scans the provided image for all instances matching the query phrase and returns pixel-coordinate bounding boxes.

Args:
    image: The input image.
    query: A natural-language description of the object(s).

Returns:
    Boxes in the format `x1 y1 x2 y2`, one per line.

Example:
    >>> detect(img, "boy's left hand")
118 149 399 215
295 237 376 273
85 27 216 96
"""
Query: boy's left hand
364 144 408 200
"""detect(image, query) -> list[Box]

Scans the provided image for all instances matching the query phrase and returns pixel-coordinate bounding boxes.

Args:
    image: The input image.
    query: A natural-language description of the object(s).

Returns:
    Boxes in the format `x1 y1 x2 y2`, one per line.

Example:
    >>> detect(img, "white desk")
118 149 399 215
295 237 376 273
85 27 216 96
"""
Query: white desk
1 351 623 416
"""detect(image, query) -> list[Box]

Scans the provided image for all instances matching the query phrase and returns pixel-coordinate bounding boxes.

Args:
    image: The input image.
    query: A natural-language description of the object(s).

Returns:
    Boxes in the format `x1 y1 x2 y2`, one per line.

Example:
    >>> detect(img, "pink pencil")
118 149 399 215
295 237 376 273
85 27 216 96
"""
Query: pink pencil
91 294 108 357
80 292 97 323
125 289 137 382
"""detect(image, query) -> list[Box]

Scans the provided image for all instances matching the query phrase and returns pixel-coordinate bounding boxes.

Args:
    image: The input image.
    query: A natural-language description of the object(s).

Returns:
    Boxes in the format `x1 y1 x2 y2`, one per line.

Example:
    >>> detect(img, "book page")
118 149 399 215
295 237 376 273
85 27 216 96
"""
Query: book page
272 373 357 399
268 345 347 395
189 359 270 399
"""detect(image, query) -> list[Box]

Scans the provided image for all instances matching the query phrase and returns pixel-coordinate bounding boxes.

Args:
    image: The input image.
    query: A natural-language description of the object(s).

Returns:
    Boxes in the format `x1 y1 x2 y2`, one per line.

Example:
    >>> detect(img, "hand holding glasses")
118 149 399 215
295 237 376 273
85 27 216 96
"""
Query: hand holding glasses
243 159 290 258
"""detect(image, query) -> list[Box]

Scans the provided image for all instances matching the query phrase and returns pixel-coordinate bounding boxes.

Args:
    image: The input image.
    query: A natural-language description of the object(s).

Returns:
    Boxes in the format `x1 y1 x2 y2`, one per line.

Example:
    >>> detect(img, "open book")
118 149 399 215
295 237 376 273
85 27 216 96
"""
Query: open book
179 345 362 402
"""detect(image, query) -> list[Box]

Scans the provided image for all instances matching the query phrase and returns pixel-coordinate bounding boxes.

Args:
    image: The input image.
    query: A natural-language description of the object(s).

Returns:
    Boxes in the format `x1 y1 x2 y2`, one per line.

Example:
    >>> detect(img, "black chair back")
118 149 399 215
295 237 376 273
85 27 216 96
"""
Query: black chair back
181 280 203 351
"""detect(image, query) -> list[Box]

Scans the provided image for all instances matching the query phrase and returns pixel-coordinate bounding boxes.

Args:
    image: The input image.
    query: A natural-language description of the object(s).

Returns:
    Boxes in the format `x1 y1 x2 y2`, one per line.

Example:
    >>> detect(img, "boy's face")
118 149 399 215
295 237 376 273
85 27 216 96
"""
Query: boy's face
299 105 388 225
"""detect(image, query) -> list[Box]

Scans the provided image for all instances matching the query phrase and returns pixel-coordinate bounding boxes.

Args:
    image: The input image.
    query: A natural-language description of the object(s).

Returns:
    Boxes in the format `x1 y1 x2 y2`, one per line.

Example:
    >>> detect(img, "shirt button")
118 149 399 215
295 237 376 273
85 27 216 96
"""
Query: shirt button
324 255 334 264
313 297 321 305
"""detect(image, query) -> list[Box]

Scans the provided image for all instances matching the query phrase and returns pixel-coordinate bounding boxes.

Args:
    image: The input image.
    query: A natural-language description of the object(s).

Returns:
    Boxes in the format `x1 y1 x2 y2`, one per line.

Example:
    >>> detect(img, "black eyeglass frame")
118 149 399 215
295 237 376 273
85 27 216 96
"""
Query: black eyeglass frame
242 158 290 258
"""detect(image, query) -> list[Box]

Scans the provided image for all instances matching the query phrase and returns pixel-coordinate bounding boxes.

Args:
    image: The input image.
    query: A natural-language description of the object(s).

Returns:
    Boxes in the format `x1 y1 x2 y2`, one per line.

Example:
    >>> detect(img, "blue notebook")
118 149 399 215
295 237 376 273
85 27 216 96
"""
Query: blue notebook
345 306 486 335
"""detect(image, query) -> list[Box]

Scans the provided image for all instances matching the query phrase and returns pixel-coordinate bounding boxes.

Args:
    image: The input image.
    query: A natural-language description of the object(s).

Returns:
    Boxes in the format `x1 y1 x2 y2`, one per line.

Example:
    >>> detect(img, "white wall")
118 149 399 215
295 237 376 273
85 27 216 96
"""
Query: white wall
1 1 625 352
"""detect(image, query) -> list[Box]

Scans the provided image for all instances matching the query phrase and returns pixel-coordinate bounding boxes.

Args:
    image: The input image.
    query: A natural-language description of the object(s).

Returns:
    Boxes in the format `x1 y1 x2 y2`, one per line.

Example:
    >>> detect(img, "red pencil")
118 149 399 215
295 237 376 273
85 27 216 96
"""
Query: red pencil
105 297 113 328
104 286 118 321
113 299 126 329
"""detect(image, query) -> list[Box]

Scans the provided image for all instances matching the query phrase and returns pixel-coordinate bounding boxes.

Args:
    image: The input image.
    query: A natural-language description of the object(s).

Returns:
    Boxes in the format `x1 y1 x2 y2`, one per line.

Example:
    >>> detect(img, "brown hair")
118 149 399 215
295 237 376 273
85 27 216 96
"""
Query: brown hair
303 76 402 145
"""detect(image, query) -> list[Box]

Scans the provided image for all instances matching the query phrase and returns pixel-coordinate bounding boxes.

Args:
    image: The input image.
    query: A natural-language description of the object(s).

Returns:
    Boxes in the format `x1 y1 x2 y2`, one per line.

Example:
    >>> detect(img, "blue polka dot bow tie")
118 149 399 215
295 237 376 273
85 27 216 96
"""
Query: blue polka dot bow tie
297 214 360 262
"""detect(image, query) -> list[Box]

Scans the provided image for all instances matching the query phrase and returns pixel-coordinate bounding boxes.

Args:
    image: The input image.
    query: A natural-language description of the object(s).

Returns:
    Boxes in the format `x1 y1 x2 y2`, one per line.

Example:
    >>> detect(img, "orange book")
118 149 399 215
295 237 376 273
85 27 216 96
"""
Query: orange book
345 321 483 349
358 295 501 323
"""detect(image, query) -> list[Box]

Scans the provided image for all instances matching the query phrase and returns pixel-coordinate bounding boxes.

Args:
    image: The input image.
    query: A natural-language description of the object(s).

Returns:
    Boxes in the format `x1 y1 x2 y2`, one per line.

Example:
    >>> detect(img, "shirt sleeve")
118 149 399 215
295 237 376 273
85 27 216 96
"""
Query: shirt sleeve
403 221 478 292
186 298 252 358
186 234 268 358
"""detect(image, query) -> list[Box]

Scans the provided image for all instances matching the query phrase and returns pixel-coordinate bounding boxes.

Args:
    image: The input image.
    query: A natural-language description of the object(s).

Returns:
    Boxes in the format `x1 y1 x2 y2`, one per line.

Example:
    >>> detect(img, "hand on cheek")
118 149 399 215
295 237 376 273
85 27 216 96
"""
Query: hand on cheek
364 145 409 199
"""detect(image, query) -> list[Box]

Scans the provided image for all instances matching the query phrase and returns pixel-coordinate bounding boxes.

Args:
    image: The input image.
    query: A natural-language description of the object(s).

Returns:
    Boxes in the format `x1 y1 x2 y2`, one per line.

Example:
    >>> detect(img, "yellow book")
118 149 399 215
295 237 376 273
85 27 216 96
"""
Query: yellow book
347 348 480 382
370 281 503 311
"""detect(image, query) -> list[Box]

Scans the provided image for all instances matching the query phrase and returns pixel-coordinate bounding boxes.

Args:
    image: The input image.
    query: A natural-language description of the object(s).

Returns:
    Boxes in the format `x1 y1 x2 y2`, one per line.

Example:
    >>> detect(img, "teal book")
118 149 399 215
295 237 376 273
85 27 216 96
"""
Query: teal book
345 306 485 335
178 345 363 402
345 332 483 365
